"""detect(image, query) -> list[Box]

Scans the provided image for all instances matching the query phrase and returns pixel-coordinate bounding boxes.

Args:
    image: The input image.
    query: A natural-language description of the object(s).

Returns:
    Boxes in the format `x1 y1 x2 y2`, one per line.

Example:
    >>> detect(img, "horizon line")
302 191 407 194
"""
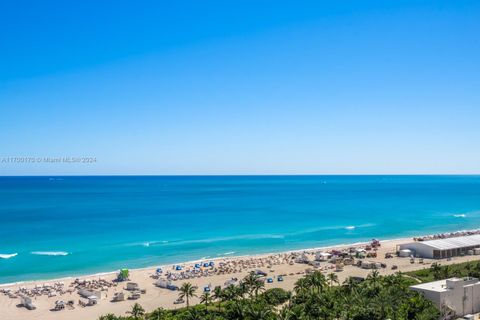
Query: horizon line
1 173 480 177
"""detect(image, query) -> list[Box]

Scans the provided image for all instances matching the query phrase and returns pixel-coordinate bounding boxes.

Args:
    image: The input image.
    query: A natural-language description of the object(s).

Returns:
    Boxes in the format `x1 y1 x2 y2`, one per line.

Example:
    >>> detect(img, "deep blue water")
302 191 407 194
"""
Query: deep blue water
1 175 480 284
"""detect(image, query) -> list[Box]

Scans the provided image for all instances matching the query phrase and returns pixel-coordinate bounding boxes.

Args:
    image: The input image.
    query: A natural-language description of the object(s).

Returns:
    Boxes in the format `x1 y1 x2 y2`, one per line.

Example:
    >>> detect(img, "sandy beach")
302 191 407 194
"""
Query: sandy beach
2 235 480 320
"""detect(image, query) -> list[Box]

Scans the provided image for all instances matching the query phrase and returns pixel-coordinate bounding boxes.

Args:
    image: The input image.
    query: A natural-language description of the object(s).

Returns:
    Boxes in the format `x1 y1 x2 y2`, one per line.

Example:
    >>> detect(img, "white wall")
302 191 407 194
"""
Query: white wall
399 242 434 258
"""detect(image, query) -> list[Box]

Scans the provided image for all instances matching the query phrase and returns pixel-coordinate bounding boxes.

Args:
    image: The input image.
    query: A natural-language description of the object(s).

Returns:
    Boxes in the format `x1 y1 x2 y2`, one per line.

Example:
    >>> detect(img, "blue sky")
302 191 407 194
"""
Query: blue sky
0 0 479 175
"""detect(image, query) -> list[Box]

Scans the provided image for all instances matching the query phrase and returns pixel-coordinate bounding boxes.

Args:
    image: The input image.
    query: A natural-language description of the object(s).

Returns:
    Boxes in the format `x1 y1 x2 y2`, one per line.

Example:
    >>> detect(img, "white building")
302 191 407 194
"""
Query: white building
410 277 480 318
398 235 480 259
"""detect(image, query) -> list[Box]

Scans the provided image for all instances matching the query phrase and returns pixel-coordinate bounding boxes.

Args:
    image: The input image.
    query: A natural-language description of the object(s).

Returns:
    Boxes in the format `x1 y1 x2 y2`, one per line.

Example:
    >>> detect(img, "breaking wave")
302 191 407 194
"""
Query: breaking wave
31 251 69 256
0 253 18 259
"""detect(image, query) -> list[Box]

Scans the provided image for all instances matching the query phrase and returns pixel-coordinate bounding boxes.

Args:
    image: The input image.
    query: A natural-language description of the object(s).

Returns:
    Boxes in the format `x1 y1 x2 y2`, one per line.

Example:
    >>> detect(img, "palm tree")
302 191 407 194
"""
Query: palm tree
148 308 166 320
294 277 310 295
222 284 243 301
130 303 145 320
227 300 248 319
200 291 212 308
327 273 339 286
431 262 442 280
278 304 304 320
367 270 381 288
308 271 327 293
252 278 265 297
442 265 451 279
179 282 197 308
184 307 203 320
342 276 359 293
465 263 473 277
212 286 223 312
246 302 274 320
242 271 263 297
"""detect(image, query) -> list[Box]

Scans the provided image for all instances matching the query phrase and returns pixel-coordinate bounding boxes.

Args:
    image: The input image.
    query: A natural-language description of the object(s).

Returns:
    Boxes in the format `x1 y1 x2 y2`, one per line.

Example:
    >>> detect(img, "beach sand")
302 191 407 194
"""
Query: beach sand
2 237 480 320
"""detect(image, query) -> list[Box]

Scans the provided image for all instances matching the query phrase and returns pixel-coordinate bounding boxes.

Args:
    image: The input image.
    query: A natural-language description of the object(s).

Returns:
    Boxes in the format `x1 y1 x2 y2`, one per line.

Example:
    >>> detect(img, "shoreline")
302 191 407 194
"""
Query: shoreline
0 229 471 287
0 237 407 288
1 226 469 287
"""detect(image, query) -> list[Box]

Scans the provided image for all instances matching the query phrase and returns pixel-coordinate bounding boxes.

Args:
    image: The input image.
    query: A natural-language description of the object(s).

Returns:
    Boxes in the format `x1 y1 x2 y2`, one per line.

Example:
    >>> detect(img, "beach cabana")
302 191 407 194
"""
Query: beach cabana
112 292 125 302
361 261 376 269
295 253 310 264
156 279 169 288
20 295 36 310
315 252 332 261
78 288 101 300
126 282 139 291
87 296 98 306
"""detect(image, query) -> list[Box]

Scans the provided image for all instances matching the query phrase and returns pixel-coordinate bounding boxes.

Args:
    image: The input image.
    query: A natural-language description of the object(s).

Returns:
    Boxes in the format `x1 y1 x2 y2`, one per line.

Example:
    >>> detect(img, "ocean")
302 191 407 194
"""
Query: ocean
1 175 480 284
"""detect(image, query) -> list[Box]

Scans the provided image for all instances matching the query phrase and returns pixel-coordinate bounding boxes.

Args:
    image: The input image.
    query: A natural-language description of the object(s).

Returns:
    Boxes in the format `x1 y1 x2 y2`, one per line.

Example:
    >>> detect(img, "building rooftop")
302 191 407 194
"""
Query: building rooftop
415 234 480 250
411 279 450 292
411 277 479 292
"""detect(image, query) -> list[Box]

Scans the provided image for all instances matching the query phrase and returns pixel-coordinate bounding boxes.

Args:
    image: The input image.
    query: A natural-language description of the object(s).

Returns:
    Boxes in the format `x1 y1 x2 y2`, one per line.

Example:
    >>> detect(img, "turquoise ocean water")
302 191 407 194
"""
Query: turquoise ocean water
1 175 480 284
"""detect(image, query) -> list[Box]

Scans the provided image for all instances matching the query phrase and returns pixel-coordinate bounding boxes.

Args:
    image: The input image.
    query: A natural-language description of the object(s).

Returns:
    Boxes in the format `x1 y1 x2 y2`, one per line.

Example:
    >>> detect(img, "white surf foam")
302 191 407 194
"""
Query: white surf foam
345 226 356 230
31 251 69 256
453 214 467 218
0 253 18 259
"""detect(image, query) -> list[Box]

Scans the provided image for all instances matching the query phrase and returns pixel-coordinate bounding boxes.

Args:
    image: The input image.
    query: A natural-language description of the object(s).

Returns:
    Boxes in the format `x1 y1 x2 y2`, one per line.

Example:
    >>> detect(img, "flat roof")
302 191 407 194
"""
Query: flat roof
410 279 449 292
415 234 480 250
411 277 479 292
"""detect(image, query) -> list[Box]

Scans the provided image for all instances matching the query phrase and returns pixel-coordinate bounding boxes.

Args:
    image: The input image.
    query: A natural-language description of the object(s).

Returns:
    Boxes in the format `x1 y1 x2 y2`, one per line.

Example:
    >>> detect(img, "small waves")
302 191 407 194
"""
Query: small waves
142 240 168 247
287 223 375 237
31 251 69 256
453 214 467 218
132 234 285 248
0 253 18 259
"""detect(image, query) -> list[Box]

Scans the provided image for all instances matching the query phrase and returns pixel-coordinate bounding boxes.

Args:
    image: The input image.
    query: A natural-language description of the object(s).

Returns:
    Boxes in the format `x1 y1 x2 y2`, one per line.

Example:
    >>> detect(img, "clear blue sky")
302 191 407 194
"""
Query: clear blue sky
1 0 479 175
